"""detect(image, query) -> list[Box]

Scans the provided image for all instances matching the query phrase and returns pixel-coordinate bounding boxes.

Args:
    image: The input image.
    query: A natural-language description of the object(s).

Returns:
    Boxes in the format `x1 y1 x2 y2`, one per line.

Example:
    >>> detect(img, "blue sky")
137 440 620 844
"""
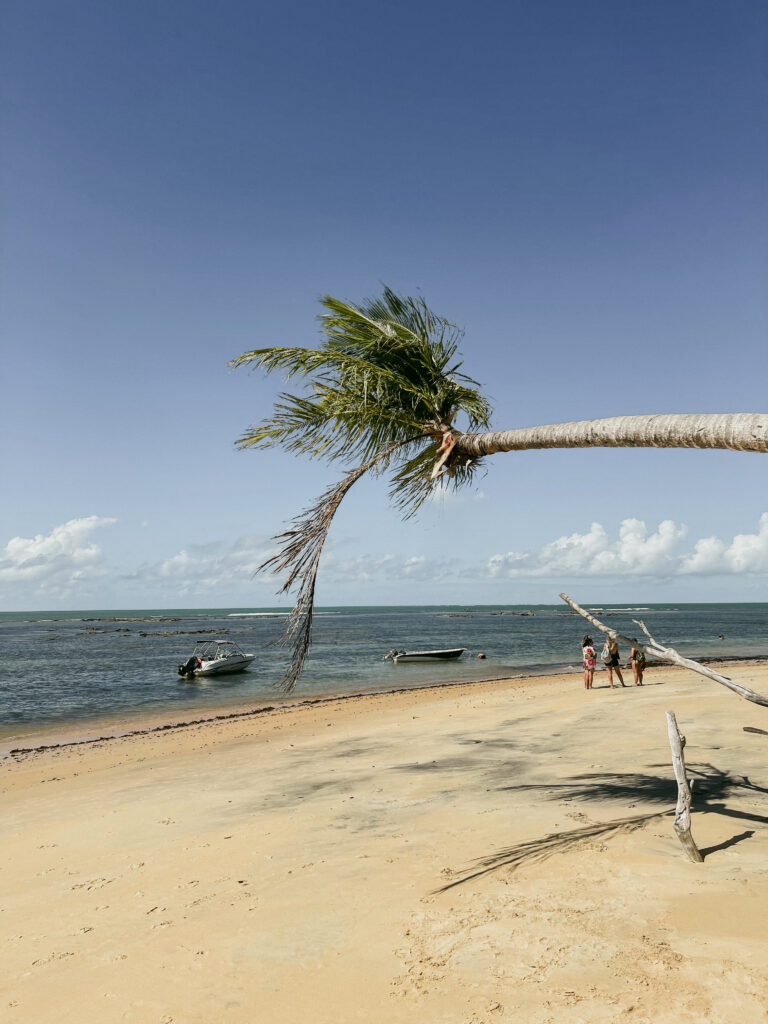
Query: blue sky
1 0 766 610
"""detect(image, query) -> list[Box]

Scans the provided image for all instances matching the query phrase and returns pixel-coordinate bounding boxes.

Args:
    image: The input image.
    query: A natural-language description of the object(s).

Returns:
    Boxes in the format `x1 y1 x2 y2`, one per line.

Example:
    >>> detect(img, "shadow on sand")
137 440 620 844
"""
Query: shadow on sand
436 763 768 892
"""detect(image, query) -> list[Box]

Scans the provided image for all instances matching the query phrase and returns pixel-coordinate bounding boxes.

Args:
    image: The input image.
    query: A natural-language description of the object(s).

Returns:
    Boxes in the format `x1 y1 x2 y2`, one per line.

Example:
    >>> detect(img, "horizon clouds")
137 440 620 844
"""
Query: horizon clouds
2 513 768 607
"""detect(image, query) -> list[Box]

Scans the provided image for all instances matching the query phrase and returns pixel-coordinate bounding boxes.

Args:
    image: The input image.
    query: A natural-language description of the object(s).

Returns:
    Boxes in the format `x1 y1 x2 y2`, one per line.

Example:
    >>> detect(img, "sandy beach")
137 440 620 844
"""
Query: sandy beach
3 663 768 1024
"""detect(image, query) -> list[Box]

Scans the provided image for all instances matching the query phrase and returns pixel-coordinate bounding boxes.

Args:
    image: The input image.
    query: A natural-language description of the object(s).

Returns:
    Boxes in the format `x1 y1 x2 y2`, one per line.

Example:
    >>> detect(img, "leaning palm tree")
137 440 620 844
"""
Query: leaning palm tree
232 287 768 690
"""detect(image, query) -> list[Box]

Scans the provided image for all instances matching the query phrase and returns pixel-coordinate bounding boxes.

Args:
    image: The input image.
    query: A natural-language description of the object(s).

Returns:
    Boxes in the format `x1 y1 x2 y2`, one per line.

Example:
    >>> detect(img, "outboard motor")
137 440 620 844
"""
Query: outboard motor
178 656 200 678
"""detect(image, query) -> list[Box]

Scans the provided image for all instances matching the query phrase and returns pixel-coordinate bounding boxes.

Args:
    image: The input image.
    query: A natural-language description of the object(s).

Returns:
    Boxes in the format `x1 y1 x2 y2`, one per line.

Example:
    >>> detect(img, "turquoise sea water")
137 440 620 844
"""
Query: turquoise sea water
2 603 767 745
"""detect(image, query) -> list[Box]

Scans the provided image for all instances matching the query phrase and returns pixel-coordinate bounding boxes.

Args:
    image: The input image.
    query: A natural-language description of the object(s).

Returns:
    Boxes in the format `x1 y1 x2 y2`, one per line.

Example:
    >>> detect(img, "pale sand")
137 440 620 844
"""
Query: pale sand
3 664 768 1024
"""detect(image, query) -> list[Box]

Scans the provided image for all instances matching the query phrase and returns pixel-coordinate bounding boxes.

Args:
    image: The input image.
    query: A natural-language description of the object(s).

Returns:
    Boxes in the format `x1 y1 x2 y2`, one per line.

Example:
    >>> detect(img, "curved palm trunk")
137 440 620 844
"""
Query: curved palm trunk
453 413 768 457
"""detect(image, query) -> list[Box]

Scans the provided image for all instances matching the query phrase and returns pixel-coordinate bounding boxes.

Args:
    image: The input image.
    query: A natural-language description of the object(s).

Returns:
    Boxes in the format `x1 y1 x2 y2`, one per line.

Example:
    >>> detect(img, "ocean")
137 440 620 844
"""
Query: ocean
2 603 767 747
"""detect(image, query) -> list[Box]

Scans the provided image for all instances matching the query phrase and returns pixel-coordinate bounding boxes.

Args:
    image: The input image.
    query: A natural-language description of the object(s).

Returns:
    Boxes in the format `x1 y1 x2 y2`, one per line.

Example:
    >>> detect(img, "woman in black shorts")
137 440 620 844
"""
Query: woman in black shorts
603 638 625 688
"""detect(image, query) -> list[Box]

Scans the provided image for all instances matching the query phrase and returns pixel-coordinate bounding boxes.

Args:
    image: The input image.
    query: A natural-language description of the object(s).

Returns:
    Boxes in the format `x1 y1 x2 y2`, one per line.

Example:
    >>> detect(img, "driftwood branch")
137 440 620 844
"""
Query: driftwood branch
559 593 768 708
665 712 704 862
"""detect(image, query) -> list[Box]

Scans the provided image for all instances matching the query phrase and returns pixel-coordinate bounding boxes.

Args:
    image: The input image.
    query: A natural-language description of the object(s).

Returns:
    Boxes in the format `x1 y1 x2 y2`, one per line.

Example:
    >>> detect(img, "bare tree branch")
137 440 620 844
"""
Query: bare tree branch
560 593 768 708
665 712 703 862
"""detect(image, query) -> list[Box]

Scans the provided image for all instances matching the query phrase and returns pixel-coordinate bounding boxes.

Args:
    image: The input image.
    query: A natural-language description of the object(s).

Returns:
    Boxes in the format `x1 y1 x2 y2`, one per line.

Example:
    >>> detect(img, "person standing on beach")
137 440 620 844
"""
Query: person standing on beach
629 645 646 685
582 635 596 690
602 638 626 688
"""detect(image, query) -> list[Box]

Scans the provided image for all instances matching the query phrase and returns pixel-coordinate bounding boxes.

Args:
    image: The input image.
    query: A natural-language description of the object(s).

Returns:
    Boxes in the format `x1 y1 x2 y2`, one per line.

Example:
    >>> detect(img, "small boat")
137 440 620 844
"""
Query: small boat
384 647 467 664
177 639 255 679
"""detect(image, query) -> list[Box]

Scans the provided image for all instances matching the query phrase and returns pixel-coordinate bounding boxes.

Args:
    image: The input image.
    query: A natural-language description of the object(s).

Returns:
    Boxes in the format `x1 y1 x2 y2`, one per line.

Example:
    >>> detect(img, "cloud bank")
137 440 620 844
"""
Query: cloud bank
3 513 768 606
486 514 768 579
131 546 456 592
0 516 116 597
142 514 768 591
127 535 280 594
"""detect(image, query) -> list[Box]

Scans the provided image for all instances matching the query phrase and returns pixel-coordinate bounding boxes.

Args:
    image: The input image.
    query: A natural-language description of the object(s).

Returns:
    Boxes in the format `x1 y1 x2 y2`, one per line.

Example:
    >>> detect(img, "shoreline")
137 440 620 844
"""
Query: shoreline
3 655 765 761
5 654 767 761
1 669 562 759
4 659 768 1023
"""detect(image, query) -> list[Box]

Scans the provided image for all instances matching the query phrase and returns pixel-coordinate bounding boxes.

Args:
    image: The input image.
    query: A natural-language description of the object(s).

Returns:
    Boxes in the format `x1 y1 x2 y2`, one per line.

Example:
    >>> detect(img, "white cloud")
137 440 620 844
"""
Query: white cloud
0 516 117 596
146 514 768 593
8 511 768 607
133 539 455 593
486 515 768 579
679 512 768 575
131 535 280 593
315 552 395 583
318 551 453 584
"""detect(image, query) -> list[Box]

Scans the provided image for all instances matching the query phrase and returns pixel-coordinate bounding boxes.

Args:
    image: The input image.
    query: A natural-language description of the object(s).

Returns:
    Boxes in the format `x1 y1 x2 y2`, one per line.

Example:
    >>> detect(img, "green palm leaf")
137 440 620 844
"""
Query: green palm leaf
232 287 492 690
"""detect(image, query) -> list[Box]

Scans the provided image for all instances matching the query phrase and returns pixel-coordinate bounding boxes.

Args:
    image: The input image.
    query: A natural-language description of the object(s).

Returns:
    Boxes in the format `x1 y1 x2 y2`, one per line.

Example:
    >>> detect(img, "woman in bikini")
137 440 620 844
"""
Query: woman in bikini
582 635 596 690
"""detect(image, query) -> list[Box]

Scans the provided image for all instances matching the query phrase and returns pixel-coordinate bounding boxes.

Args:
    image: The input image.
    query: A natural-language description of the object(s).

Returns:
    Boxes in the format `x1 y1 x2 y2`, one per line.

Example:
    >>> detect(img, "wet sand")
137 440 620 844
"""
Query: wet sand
3 663 768 1023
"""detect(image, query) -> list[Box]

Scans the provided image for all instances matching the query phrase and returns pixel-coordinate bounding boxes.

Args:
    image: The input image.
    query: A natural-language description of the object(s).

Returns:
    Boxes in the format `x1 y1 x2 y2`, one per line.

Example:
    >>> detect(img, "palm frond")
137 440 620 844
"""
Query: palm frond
236 389 423 462
233 287 494 688
261 441 413 691
232 290 492 463
387 444 486 519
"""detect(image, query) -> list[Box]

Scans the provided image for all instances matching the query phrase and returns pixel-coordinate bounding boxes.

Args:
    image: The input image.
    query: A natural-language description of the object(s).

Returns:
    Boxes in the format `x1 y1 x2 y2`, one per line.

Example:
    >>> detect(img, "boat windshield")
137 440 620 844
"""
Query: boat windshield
192 640 245 661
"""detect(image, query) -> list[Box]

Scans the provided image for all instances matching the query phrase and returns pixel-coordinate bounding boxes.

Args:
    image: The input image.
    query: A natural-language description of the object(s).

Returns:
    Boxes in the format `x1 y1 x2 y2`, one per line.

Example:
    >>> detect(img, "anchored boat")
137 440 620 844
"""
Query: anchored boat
384 647 467 664
178 639 255 679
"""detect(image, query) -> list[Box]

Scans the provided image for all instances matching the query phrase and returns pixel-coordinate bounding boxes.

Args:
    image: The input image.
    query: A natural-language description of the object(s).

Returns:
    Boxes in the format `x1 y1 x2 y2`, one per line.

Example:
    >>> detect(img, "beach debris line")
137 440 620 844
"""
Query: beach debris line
559 593 768 708
665 712 703 863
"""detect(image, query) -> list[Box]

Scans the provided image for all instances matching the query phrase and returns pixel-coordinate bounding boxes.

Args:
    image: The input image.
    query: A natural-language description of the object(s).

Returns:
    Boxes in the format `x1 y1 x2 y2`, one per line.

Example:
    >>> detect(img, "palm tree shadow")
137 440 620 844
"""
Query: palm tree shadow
496 762 768 807
436 809 668 892
436 763 768 893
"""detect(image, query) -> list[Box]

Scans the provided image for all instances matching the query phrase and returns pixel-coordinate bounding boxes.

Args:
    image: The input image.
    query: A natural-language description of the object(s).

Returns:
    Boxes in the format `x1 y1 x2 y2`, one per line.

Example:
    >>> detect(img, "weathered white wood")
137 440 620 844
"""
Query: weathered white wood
559 593 768 708
665 712 704 863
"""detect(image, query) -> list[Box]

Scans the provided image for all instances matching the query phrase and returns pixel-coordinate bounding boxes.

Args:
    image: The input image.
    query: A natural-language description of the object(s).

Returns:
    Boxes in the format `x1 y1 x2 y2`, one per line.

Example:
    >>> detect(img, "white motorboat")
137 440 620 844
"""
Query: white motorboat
178 639 255 679
384 647 467 664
